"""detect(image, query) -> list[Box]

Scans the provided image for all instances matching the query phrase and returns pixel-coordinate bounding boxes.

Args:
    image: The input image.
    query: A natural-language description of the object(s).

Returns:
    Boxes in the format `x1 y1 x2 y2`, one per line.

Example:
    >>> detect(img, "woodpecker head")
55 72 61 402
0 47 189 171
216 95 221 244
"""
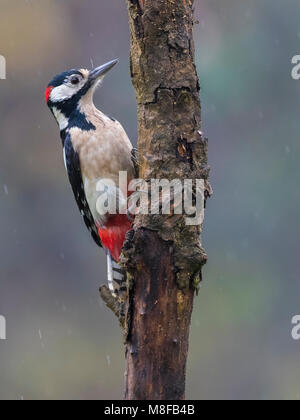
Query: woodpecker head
45 59 118 130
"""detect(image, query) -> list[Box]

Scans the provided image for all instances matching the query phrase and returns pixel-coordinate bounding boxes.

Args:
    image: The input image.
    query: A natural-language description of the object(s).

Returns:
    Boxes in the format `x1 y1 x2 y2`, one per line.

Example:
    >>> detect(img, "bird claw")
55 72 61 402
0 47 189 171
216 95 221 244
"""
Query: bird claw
127 209 135 222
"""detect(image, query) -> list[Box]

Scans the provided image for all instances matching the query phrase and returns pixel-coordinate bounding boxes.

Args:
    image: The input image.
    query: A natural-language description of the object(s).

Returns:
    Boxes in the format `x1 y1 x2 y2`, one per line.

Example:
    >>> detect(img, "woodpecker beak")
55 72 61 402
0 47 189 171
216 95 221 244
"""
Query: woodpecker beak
89 59 119 85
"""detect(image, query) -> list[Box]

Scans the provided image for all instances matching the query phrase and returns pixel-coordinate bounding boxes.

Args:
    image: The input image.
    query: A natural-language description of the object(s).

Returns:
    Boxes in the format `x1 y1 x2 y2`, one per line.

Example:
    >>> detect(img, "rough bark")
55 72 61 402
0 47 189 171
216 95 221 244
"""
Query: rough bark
100 0 210 401
120 0 210 400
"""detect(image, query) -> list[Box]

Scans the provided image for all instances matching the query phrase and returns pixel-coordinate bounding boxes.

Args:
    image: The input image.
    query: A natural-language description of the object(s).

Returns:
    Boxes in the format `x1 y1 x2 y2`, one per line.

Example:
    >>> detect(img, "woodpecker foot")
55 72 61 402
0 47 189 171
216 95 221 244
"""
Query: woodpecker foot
126 209 135 223
204 180 213 208
131 148 140 177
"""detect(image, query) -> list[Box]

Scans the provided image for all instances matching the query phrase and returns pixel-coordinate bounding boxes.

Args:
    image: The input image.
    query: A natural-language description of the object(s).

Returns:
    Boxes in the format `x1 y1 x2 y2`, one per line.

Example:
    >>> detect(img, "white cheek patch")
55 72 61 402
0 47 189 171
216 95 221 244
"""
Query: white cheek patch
50 84 80 102
52 107 69 130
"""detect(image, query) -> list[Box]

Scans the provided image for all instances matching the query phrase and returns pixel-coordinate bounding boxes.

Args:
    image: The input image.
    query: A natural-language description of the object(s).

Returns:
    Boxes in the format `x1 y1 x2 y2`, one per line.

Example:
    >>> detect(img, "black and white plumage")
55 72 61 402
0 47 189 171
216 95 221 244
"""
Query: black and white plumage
63 132 102 247
45 60 136 298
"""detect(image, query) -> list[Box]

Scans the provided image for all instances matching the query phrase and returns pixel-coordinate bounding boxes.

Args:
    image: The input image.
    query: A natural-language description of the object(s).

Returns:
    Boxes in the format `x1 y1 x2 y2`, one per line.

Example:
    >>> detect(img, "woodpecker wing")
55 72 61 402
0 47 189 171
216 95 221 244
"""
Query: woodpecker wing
63 133 102 248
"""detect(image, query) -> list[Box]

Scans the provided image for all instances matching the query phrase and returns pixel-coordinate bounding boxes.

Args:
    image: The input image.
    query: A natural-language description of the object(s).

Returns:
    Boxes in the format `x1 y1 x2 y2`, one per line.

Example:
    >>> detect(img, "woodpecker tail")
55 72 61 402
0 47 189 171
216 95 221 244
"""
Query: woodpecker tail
107 252 127 299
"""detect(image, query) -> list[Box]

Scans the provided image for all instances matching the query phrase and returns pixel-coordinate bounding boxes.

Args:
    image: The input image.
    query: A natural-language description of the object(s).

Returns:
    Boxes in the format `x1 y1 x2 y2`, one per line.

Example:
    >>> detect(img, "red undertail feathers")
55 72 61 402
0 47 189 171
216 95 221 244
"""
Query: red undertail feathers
98 214 132 262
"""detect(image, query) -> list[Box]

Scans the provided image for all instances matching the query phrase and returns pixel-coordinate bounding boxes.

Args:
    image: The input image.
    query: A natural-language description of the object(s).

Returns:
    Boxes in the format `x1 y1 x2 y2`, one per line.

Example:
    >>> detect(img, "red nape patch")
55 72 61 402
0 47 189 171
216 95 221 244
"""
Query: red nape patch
98 214 132 262
45 86 53 103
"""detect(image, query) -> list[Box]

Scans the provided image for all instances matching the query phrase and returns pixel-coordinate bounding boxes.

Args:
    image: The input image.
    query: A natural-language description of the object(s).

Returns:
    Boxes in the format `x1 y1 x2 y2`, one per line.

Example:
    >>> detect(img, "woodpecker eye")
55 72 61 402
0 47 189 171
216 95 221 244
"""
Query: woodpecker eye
70 76 80 85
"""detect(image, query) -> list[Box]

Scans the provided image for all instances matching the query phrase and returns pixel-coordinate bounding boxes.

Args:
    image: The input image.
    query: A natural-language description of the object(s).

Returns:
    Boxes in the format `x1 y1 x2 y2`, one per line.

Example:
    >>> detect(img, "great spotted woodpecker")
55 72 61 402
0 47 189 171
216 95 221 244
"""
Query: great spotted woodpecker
45 60 136 297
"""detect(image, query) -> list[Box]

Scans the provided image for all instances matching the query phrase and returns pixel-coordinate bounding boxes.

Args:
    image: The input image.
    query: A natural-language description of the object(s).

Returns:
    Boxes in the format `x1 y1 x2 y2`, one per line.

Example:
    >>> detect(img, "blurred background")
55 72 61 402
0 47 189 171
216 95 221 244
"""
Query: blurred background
0 0 300 400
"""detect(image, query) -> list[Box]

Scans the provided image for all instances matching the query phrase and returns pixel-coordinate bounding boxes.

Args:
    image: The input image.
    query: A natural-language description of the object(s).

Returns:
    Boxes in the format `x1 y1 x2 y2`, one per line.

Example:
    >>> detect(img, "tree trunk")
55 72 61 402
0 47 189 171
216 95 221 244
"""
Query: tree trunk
121 0 210 400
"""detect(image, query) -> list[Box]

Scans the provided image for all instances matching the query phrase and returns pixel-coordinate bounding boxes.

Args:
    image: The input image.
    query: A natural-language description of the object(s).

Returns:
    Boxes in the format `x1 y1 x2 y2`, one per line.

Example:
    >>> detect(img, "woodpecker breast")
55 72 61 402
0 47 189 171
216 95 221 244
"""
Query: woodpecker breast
69 106 134 183
46 61 137 271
